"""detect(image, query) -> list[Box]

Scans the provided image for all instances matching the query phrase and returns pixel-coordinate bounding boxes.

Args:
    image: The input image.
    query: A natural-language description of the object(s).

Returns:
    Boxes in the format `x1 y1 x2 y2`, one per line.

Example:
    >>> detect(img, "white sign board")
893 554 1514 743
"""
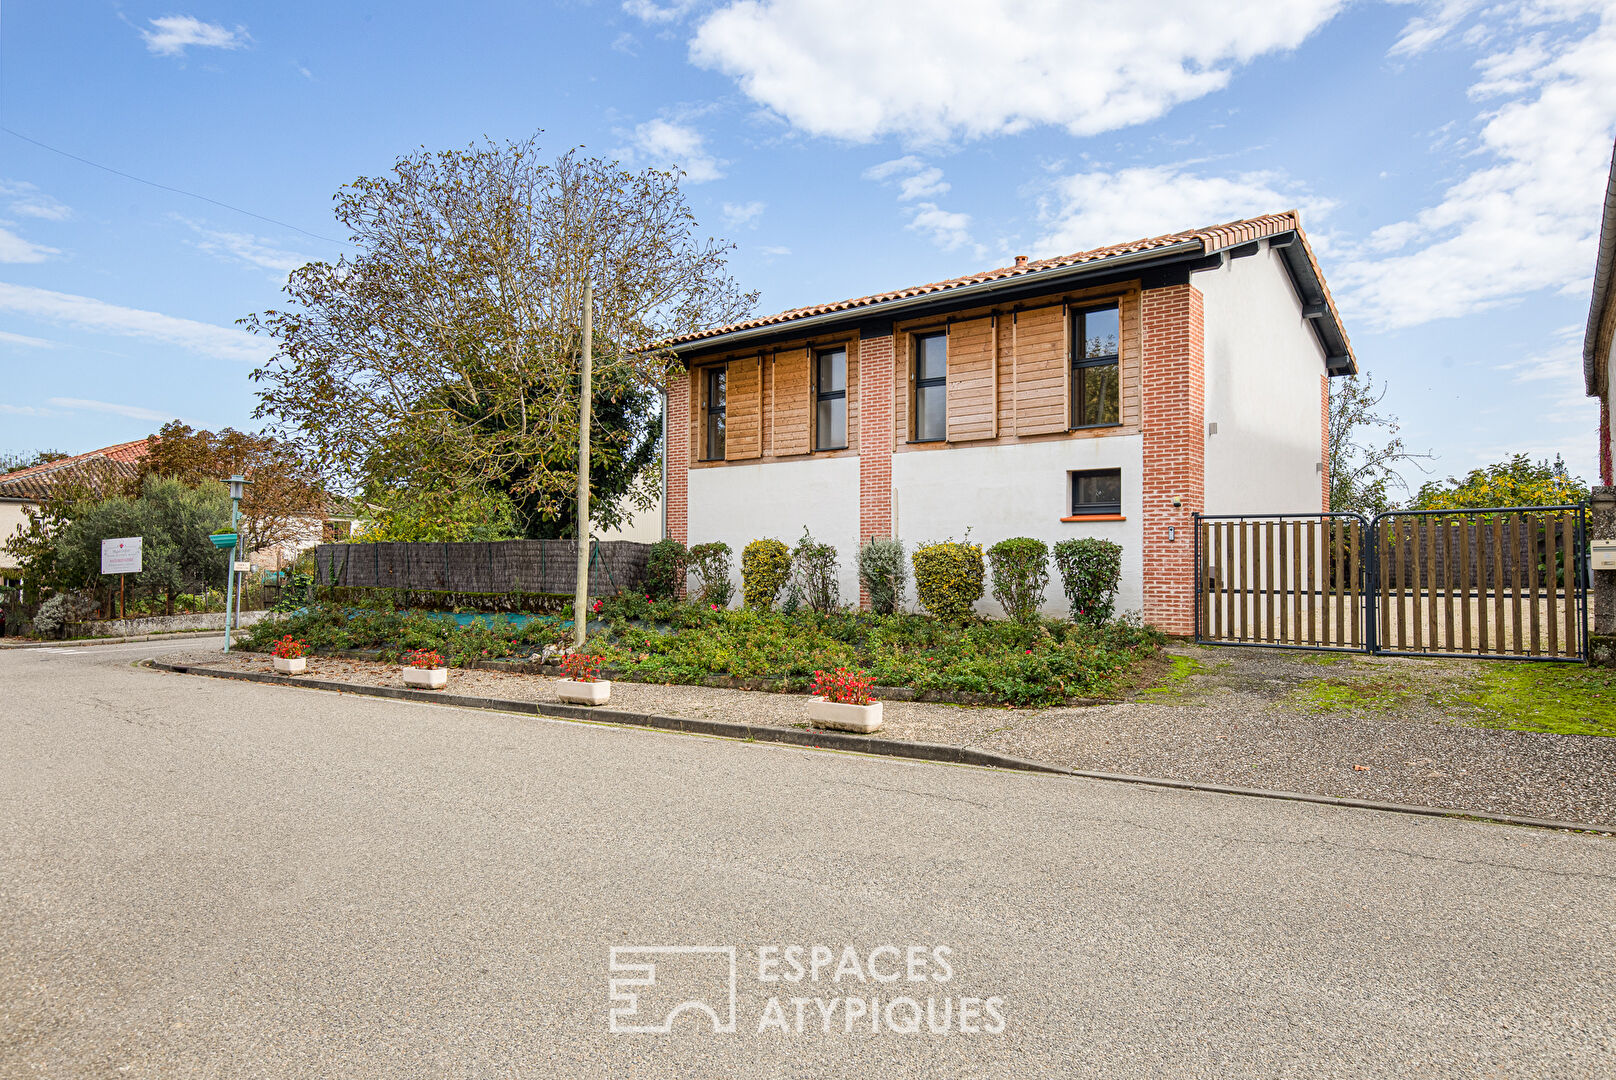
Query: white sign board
232 561 253 573
101 536 142 575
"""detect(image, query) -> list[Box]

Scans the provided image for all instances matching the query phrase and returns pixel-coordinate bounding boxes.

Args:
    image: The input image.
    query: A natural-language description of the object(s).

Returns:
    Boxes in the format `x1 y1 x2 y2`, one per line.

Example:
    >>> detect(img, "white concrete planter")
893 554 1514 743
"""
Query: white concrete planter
556 679 611 706
273 656 306 675
403 666 448 690
807 696 883 733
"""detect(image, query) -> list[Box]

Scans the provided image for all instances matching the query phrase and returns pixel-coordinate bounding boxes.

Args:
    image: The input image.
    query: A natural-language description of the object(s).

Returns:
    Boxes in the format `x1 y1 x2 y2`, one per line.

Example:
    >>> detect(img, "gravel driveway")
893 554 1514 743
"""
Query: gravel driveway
164 645 1616 827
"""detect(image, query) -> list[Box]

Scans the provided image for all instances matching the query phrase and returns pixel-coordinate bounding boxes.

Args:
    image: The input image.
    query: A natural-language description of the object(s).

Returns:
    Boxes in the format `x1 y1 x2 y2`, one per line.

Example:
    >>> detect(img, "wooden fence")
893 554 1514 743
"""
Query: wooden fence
313 540 652 597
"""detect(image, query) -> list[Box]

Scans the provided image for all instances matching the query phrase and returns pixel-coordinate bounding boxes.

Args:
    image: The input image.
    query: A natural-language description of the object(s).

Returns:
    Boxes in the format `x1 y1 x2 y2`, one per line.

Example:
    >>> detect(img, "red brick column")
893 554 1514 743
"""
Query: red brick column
1320 373 1331 511
1140 285 1205 635
665 374 689 546
857 331 895 607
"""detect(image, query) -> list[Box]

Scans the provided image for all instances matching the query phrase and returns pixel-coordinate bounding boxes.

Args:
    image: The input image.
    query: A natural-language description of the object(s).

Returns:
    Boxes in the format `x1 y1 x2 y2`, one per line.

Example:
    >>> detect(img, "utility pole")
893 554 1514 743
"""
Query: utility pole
572 280 593 651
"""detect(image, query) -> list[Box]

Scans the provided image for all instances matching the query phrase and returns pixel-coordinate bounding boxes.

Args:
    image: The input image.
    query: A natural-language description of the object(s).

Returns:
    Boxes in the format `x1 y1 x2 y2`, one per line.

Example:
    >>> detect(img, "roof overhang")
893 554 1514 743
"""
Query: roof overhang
1265 231 1356 376
1583 142 1616 398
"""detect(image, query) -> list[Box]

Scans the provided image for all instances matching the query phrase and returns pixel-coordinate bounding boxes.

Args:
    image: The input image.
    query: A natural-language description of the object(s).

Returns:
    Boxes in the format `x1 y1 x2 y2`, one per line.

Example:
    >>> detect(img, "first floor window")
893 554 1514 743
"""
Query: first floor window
1071 469 1122 516
704 366 726 460
1071 304 1121 428
815 346 847 450
913 330 947 441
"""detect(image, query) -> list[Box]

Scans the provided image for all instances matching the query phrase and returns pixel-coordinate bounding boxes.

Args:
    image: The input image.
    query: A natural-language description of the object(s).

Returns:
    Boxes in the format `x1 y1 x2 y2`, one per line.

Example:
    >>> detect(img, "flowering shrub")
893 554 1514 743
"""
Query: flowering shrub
402 648 444 669
689 541 734 608
644 539 688 601
561 652 605 683
741 538 792 610
911 537 985 622
988 537 1050 624
857 538 907 615
270 635 307 660
1052 538 1123 624
810 667 874 706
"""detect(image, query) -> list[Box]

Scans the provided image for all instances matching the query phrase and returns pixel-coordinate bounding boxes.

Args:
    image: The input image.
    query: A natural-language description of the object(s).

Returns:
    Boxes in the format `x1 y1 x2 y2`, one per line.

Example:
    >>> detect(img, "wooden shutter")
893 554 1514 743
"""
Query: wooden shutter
946 316 996 442
1013 304 1067 436
724 355 762 460
773 347 811 456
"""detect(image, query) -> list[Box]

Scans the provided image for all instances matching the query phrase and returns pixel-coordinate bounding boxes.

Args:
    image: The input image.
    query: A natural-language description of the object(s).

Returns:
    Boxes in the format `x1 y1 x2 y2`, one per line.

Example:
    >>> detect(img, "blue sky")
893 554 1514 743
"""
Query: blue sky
2 0 1612 490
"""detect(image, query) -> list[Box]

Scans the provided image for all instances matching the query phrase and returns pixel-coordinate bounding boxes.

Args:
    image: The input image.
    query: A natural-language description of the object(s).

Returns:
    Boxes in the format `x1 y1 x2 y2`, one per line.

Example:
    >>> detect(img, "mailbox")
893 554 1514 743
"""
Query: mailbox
1593 539 1616 571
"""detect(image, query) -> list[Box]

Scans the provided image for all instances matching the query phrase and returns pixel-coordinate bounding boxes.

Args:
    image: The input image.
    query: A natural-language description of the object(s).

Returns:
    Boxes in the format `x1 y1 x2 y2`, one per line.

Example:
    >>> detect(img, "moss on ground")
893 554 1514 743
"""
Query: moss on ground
1455 663 1616 737
1133 653 1208 702
1290 675 1425 714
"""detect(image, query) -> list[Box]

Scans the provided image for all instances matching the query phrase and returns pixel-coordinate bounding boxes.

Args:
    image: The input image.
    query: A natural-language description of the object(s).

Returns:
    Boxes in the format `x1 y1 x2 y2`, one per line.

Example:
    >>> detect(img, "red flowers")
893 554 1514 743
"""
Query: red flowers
810 667 874 706
561 652 605 683
591 599 604 614
403 648 444 670
270 635 306 660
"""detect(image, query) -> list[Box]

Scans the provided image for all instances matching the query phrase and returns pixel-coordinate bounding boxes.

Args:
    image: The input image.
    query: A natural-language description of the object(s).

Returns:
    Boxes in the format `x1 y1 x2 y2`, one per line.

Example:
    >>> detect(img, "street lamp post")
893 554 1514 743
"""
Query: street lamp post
222 474 252 652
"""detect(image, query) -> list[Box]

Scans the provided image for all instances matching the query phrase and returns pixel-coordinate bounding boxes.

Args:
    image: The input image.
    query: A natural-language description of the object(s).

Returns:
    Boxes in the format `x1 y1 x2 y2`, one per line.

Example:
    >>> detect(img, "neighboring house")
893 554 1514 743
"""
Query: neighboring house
1584 141 1616 488
663 211 1356 632
0 439 151 587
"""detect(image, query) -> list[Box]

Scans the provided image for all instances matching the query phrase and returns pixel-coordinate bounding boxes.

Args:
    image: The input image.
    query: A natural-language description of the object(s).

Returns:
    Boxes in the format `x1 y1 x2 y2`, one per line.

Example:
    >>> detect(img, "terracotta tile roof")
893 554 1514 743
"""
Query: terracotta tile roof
0 438 152 502
669 210 1340 350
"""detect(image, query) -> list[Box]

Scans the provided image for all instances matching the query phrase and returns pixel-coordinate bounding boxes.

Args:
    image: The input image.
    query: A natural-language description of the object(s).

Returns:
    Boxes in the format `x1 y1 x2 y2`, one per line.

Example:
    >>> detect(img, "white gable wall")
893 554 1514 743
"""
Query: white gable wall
1196 244 1331 515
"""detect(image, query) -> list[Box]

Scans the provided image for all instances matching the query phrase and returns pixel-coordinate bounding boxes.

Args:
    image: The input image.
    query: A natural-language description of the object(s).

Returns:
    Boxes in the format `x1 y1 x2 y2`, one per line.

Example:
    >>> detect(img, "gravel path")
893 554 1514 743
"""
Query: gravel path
163 645 1616 827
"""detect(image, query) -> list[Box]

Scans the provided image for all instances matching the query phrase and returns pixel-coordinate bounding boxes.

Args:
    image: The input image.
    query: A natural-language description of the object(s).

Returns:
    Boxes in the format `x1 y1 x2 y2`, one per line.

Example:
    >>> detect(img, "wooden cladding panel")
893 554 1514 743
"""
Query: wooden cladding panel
772 347 811 456
1118 292 1142 428
945 317 995 442
724 355 761 461
1013 304 1067 436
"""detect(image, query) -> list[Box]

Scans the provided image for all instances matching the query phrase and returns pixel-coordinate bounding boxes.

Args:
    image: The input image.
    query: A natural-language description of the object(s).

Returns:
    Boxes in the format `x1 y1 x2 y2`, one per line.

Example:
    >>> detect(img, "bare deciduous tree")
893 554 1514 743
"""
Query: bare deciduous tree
1327 374 1432 514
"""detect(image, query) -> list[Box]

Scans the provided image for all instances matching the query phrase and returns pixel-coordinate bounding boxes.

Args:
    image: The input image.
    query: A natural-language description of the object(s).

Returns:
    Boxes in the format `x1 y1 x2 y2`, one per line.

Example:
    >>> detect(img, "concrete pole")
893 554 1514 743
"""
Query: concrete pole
572 280 593 651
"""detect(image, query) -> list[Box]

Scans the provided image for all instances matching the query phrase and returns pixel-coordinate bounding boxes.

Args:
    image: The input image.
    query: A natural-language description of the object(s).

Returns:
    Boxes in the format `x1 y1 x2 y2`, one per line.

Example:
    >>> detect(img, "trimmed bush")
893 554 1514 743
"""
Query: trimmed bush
988 537 1050 623
644 539 687 601
786 528 839 614
1052 538 1123 624
688 542 734 608
32 591 96 638
911 537 985 622
741 539 792 610
857 538 907 615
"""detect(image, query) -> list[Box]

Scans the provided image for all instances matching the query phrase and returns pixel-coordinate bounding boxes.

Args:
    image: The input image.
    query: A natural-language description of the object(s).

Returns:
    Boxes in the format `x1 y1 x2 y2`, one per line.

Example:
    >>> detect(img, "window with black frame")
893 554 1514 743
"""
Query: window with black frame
704 366 726 460
913 331 947 441
1070 469 1122 516
815 346 847 450
1070 304 1120 428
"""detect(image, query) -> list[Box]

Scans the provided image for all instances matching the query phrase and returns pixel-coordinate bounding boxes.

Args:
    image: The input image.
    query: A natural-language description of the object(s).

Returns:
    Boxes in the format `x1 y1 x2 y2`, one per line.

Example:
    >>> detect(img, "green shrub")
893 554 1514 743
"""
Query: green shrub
911 537 985 622
786 528 839 614
688 541 734 607
988 537 1050 623
644 539 687 601
741 538 792 610
857 538 907 615
1052 538 1123 624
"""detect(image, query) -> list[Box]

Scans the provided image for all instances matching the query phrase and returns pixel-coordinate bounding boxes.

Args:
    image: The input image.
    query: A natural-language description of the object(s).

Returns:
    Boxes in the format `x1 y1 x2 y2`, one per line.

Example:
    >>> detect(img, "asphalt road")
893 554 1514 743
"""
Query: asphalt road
2 639 1613 1079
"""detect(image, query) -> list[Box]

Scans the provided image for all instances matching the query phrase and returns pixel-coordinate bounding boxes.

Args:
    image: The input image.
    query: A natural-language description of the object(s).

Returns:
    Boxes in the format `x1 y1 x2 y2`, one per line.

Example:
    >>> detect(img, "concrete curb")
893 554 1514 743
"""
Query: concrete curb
2 630 226 650
146 660 1615 836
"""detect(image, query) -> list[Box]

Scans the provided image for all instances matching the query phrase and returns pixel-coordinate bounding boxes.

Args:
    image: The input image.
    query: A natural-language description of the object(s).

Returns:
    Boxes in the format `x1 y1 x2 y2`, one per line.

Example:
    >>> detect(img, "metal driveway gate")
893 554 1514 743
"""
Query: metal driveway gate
1194 506 1588 661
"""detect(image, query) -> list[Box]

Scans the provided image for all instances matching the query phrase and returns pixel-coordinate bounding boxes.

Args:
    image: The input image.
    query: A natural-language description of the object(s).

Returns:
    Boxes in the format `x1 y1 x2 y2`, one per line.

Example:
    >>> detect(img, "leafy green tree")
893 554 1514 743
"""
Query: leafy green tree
1410 454 1588 511
357 484 522 543
1 449 67 474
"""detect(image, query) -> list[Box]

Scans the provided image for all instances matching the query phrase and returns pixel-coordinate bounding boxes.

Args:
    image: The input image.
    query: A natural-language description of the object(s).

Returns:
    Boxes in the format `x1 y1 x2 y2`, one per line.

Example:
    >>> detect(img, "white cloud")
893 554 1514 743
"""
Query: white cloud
863 156 950 200
178 218 307 275
1337 2 1616 329
620 119 725 182
0 282 271 363
1034 165 1330 255
48 398 173 423
0 403 57 417
759 244 791 256
0 181 70 221
907 203 975 253
0 226 59 263
623 0 700 22
689 0 1347 143
722 200 765 228
0 329 57 348
1388 0 1486 57
138 15 249 57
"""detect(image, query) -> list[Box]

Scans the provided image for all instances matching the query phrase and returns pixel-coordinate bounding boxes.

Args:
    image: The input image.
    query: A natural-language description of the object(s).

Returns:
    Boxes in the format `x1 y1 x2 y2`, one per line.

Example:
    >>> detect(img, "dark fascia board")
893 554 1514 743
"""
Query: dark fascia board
1265 230 1357 376
671 240 1202 361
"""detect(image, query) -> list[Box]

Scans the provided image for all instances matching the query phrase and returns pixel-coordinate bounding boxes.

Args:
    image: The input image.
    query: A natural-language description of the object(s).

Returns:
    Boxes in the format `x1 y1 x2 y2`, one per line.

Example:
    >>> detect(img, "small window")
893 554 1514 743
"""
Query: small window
704 367 726 460
913 331 947 442
815 347 847 450
1071 304 1120 429
1071 469 1122 516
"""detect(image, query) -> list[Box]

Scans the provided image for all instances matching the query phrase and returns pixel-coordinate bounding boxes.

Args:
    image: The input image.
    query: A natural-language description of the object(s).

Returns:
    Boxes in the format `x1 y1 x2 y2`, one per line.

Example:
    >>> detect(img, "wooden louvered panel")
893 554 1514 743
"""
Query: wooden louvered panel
724 355 761 460
1118 292 1141 428
1013 304 1067 435
945 316 995 442
772 347 811 456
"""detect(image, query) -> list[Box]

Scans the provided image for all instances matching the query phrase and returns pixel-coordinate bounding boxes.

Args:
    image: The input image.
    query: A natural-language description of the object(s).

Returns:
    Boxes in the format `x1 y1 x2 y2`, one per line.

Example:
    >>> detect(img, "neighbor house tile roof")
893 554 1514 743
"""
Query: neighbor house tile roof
0 438 151 502
669 210 1348 356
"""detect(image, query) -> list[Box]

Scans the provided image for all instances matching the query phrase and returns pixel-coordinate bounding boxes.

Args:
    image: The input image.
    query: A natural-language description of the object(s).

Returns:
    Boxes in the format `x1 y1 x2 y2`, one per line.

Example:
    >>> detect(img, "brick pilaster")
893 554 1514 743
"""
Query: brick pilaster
1139 284 1205 635
665 374 689 545
857 331 895 607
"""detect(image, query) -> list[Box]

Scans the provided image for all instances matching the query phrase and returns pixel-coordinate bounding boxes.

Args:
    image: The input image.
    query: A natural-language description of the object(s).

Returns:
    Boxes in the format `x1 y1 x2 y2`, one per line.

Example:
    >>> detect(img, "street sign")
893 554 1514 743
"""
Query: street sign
232 561 253 573
101 536 142 574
